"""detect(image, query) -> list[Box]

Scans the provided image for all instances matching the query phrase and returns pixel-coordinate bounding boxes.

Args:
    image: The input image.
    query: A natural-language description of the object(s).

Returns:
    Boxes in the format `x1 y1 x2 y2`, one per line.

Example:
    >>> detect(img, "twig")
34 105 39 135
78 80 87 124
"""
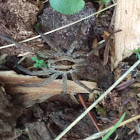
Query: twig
78 94 102 132
0 3 117 50
54 60 140 140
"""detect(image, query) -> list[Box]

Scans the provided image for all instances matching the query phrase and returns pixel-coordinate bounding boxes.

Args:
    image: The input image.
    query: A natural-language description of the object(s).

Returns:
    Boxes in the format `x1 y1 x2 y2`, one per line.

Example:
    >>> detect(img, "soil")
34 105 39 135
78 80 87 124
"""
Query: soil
0 85 22 140
0 0 140 140
0 0 44 56
16 95 98 140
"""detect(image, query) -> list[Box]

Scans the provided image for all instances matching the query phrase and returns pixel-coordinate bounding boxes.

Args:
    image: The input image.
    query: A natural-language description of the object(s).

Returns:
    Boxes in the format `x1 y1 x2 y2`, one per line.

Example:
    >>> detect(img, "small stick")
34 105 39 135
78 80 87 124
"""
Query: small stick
78 94 102 132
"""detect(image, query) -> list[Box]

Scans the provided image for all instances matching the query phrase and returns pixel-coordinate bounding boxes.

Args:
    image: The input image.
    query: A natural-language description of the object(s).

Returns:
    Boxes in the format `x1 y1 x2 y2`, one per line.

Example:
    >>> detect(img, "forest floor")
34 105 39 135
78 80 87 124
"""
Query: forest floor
0 0 140 140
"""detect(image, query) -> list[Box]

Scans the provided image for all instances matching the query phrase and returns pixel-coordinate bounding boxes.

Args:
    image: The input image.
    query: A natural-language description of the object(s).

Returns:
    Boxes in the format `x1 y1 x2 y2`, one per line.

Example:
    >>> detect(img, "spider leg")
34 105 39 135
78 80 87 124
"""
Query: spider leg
20 72 61 87
66 41 77 55
66 26 82 55
62 73 67 94
72 51 88 59
0 34 26 48
35 27 63 54
71 72 93 93
16 64 54 76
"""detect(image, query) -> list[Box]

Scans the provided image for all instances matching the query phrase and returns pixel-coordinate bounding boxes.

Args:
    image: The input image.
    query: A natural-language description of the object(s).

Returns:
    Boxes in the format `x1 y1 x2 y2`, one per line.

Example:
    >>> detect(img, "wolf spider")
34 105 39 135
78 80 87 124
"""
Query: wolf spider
0 28 94 94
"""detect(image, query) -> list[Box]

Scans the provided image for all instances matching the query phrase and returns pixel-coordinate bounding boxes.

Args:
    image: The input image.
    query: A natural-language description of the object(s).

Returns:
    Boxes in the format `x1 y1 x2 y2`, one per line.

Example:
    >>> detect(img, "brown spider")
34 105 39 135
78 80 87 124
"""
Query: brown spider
0 28 94 94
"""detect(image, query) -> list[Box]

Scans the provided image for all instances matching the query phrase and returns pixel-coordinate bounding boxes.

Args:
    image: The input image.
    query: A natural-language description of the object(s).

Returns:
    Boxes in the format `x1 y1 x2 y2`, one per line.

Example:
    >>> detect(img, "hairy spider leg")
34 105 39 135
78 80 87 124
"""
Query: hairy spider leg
35 27 63 55
72 51 88 58
66 41 77 55
20 72 61 87
71 72 93 93
62 73 67 94
0 34 26 48
16 64 53 76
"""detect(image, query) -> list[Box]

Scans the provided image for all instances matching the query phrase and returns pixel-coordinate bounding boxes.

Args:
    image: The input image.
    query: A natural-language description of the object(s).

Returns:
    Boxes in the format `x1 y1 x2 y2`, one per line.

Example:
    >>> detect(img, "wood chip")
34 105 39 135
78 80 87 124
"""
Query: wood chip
0 71 97 107
114 0 140 62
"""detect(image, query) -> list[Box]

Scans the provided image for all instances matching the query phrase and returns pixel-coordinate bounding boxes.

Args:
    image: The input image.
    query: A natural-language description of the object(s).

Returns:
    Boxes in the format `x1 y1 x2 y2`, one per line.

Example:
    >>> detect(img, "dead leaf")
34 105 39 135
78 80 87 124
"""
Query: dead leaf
103 38 111 65
103 30 121 66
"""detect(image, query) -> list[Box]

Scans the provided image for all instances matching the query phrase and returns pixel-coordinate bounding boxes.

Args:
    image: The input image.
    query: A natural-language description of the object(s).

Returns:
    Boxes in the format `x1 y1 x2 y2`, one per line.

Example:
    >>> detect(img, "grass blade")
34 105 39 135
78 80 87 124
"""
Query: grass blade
102 112 126 140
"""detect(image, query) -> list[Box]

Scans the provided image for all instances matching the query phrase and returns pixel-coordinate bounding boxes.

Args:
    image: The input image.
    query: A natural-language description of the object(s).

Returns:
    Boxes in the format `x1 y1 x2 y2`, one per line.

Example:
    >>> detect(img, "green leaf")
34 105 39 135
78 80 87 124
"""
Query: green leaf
49 0 85 15
96 107 106 116
96 107 105 113
102 0 110 5
35 23 40 30
42 62 47 68
134 86 138 92
39 59 44 64
102 112 126 140
95 1 100 3
33 63 39 68
31 56 39 62
133 48 140 54
38 63 42 68
94 93 99 99
95 0 110 5
31 56 47 68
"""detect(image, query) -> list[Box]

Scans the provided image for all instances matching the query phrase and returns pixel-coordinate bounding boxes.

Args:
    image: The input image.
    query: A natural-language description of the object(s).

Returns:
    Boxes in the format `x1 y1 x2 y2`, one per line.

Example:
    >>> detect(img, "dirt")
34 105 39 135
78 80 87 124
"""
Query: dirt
16 95 98 140
0 85 22 140
38 2 95 51
77 54 114 90
0 0 44 56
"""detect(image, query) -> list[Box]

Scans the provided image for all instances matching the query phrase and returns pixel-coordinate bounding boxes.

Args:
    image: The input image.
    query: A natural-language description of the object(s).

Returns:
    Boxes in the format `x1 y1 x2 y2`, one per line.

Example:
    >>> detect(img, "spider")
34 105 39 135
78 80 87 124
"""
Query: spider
0 28 94 94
